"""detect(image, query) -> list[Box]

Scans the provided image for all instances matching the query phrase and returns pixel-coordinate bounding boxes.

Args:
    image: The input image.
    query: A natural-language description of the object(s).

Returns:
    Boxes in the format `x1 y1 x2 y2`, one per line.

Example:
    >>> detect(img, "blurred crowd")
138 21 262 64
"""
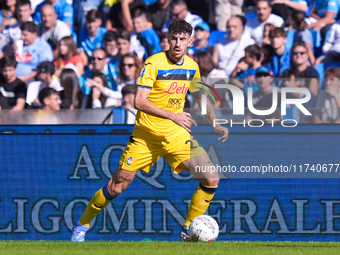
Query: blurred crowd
0 0 340 123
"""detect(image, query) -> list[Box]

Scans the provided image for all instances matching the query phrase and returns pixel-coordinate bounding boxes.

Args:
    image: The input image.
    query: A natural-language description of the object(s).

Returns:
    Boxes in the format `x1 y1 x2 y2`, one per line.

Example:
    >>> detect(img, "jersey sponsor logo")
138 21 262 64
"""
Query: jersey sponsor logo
167 98 182 109
15 53 33 63
164 82 189 95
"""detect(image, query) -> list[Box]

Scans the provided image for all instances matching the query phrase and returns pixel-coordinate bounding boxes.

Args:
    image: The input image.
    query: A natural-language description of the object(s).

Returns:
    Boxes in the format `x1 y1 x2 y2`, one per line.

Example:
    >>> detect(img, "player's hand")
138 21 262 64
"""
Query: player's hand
214 126 229 142
172 112 192 132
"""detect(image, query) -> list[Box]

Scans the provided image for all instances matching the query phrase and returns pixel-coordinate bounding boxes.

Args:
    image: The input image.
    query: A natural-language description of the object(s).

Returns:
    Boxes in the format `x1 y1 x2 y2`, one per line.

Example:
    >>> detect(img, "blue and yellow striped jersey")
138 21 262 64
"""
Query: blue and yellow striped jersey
134 51 201 137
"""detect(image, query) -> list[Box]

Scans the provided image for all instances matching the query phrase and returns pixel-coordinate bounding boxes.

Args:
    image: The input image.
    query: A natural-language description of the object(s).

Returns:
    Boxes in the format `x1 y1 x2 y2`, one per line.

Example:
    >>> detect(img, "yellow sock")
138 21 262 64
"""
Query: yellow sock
184 184 217 227
79 188 111 227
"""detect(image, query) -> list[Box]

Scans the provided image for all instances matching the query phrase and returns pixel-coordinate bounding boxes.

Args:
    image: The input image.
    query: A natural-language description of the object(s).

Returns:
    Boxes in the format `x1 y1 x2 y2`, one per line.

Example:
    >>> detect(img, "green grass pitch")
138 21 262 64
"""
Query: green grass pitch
1 241 340 255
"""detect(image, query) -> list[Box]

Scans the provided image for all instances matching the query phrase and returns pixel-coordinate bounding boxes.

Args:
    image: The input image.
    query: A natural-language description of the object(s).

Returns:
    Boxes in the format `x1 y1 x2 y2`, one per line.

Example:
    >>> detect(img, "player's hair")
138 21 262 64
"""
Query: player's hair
38 87 59 107
104 30 118 42
122 84 137 98
86 9 100 23
193 51 216 77
168 19 192 36
245 44 263 61
269 27 286 38
21 21 38 33
17 0 31 9
0 55 17 69
325 67 340 78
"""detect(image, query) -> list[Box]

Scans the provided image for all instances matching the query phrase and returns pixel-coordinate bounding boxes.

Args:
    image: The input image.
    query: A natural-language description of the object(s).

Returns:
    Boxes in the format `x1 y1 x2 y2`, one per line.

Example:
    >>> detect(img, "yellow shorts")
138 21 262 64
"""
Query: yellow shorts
119 129 206 174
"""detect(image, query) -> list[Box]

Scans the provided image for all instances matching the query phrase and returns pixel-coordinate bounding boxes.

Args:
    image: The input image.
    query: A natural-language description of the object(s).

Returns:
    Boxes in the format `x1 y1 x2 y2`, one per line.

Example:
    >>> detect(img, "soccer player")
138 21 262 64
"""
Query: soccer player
71 19 229 242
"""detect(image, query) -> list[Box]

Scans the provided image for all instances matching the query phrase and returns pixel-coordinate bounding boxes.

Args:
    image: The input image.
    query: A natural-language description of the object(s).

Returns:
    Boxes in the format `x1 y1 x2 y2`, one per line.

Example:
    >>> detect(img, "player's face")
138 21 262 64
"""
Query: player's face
1 66 16 82
256 1 271 22
168 32 192 62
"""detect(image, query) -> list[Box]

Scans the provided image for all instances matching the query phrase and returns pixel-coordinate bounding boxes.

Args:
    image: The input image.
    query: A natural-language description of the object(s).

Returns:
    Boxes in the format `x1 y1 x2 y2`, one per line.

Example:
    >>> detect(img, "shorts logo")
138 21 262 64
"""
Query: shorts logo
167 98 182 109
127 156 133 166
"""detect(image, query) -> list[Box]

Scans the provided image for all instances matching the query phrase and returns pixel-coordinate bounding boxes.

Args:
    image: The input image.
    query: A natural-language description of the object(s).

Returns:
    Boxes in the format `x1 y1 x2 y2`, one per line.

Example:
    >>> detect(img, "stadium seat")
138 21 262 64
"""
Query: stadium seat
285 29 295 49
314 62 340 79
112 107 127 124
208 30 226 47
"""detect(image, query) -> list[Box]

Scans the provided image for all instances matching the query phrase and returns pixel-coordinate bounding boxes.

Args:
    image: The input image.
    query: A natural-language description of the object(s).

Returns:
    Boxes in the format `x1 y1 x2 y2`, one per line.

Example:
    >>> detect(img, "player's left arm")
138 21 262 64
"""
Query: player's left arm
193 91 229 142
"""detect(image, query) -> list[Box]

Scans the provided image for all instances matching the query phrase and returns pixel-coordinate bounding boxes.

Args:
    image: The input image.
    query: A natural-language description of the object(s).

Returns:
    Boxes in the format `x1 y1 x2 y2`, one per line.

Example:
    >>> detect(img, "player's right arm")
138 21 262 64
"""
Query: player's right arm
134 86 193 132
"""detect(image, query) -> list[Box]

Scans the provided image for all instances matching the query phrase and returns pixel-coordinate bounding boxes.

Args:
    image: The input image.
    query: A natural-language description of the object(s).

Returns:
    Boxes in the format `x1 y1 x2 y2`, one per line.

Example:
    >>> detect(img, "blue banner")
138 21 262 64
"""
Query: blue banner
1 125 340 241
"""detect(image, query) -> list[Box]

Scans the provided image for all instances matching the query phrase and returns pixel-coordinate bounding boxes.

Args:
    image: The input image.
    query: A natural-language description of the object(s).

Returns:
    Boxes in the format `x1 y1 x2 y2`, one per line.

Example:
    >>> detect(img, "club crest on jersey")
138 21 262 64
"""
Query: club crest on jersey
164 82 189 94
127 157 133 166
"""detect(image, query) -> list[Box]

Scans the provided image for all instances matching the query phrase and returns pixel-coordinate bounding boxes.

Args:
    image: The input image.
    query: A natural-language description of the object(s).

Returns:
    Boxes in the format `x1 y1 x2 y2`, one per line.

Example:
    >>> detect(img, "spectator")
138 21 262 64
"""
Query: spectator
291 10 315 65
147 0 171 34
268 27 290 77
104 30 120 81
321 20 340 62
33 0 74 31
79 9 107 65
245 0 284 46
281 68 316 107
212 15 255 76
162 0 203 33
1 0 33 43
262 23 275 46
85 72 120 108
54 35 84 77
231 44 270 93
106 0 147 33
315 67 340 123
214 0 244 32
14 21 53 83
271 0 308 27
193 50 229 108
120 84 137 124
307 0 339 36
252 70 278 108
38 4 71 56
38 86 61 110
0 55 26 111
73 0 102 33
187 21 211 57
26 61 63 107
0 0 18 41
132 9 161 59
290 42 319 96
117 30 132 56
116 53 142 91
59 68 83 109
159 32 169 51
79 48 118 105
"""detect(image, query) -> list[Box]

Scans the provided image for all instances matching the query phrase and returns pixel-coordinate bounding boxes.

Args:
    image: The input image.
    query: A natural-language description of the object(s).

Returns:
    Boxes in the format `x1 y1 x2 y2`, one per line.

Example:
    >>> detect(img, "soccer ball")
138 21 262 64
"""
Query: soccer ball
189 215 219 242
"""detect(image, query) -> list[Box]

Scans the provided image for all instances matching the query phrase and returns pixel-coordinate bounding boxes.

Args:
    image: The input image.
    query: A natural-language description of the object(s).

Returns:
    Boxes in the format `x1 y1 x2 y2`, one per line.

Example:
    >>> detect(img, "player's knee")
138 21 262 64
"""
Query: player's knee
206 177 220 187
